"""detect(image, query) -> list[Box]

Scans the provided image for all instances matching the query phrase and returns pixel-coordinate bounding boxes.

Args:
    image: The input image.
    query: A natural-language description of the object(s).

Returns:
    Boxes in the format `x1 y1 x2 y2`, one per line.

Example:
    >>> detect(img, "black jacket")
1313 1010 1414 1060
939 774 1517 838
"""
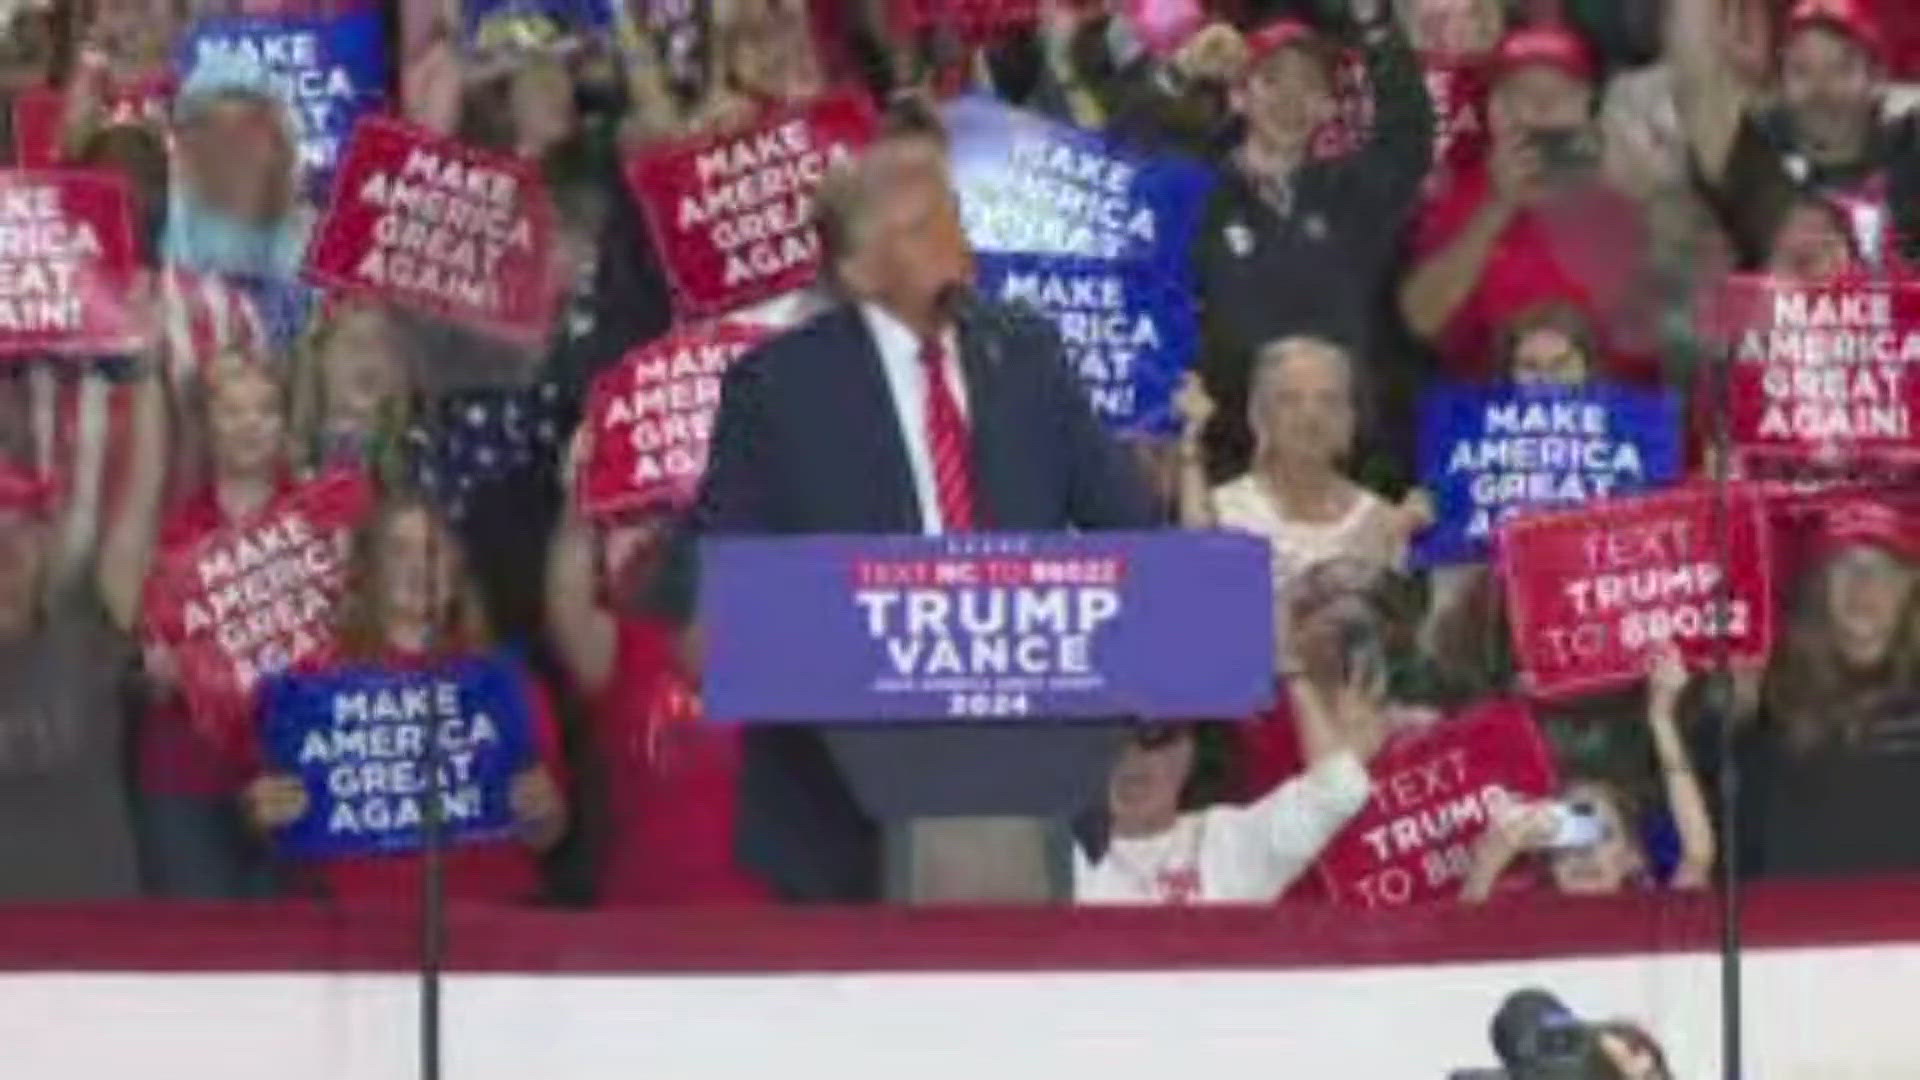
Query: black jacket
1191 27 1433 480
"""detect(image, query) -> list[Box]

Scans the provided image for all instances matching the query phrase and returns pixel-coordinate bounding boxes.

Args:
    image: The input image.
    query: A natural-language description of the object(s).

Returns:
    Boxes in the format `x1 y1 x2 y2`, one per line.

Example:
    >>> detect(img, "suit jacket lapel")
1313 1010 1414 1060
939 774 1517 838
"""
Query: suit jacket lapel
839 305 923 533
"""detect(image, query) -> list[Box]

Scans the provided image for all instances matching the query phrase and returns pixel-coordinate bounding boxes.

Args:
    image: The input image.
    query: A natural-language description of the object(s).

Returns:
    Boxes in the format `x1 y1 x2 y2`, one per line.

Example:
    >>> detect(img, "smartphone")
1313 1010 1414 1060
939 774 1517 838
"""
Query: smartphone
1544 799 1607 851
1530 128 1600 179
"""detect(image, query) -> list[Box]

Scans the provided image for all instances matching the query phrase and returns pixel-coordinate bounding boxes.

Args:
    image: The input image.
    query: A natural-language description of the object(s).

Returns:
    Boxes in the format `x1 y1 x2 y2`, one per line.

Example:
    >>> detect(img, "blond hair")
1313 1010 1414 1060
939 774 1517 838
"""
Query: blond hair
335 494 494 661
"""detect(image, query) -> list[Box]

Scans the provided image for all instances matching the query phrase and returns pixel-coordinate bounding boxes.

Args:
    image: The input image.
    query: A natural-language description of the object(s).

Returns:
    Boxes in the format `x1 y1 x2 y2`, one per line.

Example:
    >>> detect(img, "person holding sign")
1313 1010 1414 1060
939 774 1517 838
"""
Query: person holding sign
1764 192 1863 282
1192 2 1433 481
245 495 567 903
101 352 296 897
1074 674 1377 904
686 0 826 136
665 129 1157 904
1460 644 1716 902
1175 337 1430 674
1756 498 1920 876
1500 300 1597 386
548 438 768 905
0 461 141 901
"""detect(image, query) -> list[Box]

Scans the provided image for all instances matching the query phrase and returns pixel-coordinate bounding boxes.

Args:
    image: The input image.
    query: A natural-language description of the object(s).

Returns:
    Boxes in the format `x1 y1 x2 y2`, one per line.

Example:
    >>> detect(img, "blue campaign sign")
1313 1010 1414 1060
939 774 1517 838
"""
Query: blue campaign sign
976 251 1197 435
259 653 536 859
1414 382 1685 565
942 95 1214 280
701 531 1275 723
177 9 389 200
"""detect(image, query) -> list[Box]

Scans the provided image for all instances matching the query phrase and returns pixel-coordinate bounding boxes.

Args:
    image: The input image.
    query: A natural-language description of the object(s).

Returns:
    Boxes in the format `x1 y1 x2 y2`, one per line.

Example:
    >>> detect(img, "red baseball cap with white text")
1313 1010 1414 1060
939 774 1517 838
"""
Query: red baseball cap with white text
1784 0 1887 65
1810 497 1920 565
1488 24 1597 86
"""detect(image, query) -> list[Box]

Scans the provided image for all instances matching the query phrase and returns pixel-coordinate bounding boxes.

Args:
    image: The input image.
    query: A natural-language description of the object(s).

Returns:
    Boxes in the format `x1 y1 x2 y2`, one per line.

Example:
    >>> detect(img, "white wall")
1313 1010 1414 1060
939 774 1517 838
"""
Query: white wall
6 943 1920 1079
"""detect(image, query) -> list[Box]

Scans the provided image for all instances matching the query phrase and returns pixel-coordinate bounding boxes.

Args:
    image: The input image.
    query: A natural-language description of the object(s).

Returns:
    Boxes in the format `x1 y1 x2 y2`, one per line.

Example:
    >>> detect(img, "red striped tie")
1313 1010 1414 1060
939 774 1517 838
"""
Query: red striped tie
919 336 975 531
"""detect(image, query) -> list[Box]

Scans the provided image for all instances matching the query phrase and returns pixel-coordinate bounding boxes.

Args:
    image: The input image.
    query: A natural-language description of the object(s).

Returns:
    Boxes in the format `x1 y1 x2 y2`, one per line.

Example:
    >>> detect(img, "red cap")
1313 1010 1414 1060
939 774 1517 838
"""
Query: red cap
1125 0 1209 59
1784 0 1886 64
1811 498 1920 564
1489 25 1597 86
0 463 52 518
1244 18 1321 69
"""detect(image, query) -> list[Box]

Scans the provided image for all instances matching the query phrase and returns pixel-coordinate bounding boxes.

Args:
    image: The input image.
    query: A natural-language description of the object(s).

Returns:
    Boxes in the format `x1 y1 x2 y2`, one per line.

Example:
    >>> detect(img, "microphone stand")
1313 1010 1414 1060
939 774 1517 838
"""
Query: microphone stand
419 418 447 1080
1704 316 1742 1080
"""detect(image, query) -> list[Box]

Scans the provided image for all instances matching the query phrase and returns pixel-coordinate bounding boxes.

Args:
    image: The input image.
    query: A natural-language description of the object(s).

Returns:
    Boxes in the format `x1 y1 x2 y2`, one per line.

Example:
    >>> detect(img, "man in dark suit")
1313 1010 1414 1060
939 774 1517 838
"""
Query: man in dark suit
668 128 1158 903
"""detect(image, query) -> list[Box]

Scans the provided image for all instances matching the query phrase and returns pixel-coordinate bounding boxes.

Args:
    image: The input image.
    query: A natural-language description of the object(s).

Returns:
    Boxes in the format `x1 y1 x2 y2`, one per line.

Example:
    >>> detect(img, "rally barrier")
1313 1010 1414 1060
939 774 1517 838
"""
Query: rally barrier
624 90 878 319
1499 485 1775 699
306 117 557 344
259 652 535 858
0 170 143 358
578 320 769 516
700 531 1274 722
175 8 389 200
1414 382 1682 564
5 879 1920 1077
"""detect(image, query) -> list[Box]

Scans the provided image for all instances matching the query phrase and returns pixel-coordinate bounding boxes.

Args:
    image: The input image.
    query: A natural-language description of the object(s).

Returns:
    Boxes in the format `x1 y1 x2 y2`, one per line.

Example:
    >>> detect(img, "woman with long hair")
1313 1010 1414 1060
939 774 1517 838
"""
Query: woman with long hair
1757 497 1920 875
287 299 411 480
244 495 568 903
689 0 824 134
100 351 294 898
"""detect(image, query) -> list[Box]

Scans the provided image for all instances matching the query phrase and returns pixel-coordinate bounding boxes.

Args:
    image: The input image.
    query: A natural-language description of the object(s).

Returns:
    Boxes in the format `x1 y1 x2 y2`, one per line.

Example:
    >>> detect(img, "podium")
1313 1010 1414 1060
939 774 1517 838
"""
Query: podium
701 531 1275 902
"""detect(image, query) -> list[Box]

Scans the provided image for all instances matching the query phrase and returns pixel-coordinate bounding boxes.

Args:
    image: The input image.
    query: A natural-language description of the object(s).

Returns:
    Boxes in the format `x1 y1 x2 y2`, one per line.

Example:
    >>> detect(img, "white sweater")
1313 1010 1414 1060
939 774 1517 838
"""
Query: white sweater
1074 752 1373 905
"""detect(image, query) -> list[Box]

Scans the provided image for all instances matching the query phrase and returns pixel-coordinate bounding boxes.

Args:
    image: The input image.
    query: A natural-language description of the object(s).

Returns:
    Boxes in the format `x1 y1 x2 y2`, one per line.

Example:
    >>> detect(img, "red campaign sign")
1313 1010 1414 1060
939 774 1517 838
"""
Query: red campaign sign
305 116 558 344
144 470 373 741
1713 276 1920 464
578 320 769 517
624 90 879 319
1316 699 1559 909
1498 484 1776 699
0 170 144 360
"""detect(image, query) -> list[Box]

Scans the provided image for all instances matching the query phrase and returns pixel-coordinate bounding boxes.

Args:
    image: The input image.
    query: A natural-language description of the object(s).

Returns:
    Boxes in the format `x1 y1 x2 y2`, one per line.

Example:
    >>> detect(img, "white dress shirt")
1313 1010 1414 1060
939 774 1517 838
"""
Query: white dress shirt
861 303 972 535
1074 751 1372 905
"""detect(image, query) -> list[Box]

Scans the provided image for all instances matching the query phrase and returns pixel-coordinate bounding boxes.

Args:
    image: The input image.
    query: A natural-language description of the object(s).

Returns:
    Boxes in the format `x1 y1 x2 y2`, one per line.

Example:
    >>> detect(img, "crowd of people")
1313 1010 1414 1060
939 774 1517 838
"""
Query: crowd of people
1 0 1918 918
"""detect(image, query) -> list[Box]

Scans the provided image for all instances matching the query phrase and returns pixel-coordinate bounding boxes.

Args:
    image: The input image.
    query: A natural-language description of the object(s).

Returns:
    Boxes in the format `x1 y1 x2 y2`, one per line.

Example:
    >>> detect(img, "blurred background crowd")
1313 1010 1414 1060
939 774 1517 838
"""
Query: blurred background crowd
1 0 1919 917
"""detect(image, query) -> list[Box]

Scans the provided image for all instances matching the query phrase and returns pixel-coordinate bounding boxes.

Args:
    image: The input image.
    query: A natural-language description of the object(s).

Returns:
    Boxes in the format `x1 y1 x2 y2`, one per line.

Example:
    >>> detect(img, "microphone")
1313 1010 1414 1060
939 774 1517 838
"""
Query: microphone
938 282 1017 371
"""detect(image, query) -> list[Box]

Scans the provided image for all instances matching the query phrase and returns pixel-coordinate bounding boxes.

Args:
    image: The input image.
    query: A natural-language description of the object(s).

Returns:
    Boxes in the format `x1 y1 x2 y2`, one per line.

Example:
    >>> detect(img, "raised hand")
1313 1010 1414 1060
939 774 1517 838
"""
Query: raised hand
1646 640 1690 718
243 774 310 831
1173 372 1216 441
510 767 567 850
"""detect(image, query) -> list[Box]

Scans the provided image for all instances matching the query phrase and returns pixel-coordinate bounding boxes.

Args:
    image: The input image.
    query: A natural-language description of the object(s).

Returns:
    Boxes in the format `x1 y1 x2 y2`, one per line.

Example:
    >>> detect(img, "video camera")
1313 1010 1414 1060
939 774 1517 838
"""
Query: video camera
1446 989 1620 1080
